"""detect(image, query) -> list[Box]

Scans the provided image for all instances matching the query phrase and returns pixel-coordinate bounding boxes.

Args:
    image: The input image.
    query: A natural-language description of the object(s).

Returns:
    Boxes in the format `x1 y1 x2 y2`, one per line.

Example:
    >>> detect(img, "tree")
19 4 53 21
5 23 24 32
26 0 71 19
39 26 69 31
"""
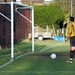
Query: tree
34 4 64 29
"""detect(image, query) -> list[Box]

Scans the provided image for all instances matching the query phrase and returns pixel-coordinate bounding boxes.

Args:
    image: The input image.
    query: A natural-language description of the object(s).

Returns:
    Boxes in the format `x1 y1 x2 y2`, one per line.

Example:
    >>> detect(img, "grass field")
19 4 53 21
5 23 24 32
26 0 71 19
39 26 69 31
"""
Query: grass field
0 39 75 75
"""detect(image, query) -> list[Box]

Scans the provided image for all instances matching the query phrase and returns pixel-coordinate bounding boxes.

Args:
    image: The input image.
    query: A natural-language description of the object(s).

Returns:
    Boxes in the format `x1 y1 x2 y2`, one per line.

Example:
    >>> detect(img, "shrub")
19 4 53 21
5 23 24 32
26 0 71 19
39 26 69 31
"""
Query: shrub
34 4 64 29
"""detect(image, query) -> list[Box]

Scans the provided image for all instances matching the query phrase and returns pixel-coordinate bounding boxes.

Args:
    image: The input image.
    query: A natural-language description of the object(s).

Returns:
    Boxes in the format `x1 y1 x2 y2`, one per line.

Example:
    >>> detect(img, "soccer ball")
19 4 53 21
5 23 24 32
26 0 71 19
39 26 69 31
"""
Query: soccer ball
50 53 56 59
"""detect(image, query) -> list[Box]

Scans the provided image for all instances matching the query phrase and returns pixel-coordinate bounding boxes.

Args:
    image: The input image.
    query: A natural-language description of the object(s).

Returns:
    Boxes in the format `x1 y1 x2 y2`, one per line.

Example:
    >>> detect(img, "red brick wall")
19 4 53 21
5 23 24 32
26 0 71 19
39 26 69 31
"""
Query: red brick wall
5 5 11 45
0 4 30 47
0 4 11 46
0 5 4 45
15 8 30 42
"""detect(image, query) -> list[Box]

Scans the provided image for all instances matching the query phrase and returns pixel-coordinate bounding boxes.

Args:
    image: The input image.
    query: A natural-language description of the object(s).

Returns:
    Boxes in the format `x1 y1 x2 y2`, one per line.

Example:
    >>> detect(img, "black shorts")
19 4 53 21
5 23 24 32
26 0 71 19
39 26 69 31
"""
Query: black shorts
70 36 75 46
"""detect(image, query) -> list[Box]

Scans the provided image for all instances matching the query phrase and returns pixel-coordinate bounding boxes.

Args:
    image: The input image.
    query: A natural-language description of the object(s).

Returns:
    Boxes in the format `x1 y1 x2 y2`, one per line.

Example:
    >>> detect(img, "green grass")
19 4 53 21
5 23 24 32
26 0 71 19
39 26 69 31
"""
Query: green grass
0 39 32 65
0 40 75 75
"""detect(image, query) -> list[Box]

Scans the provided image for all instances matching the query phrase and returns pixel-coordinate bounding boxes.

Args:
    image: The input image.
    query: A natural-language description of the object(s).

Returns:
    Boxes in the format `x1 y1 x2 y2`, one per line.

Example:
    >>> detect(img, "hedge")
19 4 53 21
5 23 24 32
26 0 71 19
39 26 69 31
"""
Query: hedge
34 4 64 29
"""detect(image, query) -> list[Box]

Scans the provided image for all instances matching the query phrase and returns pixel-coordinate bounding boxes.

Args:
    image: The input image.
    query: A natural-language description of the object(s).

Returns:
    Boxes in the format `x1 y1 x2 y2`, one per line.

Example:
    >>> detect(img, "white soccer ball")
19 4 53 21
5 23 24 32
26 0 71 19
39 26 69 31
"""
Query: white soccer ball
50 53 56 59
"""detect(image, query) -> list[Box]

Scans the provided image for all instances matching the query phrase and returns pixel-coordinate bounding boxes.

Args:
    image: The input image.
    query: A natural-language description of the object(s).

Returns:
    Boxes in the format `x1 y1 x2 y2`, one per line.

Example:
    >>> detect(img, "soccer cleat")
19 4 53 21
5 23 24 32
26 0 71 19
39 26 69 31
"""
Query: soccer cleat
66 60 72 63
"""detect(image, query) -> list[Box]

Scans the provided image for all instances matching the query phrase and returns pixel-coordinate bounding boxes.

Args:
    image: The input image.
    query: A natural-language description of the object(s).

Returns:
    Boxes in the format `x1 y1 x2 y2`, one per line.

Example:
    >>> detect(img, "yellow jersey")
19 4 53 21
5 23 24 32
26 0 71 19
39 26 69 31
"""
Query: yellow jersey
67 22 75 37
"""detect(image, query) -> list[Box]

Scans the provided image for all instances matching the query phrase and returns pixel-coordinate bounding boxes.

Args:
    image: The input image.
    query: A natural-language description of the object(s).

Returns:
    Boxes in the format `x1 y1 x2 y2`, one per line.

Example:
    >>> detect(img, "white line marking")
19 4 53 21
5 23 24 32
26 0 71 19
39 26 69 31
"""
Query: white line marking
0 42 64 69
15 52 34 59
0 59 14 69
0 52 33 69
39 43 63 52
0 71 75 73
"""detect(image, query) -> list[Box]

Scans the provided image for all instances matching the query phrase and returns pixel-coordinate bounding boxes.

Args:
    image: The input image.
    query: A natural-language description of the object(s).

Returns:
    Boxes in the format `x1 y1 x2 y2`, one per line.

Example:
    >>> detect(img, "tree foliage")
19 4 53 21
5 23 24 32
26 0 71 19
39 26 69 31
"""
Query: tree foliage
34 4 64 29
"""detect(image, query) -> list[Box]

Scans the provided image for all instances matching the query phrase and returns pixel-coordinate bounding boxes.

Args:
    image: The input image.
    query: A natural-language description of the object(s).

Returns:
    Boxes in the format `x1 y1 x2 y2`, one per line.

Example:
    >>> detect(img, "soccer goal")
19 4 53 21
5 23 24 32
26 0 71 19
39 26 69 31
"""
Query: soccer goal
0 1 34 59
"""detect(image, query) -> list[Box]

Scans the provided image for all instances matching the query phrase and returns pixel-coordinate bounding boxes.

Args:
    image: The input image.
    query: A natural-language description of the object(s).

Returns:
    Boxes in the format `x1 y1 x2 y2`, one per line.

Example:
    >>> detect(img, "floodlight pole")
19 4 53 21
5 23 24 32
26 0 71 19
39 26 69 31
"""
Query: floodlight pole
11 1 14 59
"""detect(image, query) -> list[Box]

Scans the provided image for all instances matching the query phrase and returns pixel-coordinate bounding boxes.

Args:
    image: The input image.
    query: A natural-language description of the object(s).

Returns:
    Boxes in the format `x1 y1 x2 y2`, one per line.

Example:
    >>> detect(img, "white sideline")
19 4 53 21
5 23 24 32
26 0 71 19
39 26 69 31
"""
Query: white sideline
0 42 63 69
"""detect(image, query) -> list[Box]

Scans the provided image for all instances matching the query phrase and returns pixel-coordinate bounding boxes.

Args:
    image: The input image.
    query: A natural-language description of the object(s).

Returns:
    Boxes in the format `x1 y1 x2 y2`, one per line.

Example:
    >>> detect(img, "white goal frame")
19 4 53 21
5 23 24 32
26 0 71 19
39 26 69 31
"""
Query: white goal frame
0 1 34 59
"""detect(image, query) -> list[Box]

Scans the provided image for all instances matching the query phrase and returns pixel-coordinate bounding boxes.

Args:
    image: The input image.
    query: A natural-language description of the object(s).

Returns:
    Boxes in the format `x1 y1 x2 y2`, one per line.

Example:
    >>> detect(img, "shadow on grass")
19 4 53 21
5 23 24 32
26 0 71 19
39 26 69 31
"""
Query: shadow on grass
34 45 46 52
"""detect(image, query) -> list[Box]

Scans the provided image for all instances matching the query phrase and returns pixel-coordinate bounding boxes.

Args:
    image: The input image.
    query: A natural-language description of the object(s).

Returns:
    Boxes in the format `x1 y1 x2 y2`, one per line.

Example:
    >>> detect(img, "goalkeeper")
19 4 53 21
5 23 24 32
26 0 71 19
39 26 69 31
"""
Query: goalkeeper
66 16 75 63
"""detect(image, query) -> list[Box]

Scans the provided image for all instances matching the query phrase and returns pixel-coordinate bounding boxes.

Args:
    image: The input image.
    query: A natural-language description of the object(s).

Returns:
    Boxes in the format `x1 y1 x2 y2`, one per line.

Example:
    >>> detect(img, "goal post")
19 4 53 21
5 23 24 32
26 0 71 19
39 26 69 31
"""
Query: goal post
11 1 14 59
0 1 34 59
11 1 34 59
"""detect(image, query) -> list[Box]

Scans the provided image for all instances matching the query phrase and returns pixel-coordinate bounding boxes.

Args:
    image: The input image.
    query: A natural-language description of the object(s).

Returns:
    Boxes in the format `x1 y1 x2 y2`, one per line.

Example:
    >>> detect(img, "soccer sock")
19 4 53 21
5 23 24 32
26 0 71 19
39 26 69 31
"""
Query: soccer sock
74 50 75 53
73 50 75 56
70 51 74 60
